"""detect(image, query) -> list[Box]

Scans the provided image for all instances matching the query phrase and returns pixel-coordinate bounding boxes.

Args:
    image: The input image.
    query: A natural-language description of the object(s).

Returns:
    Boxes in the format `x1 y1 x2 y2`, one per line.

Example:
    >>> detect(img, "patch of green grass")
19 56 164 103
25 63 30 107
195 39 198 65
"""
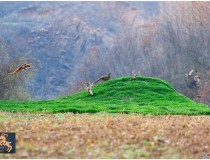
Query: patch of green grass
0 76 210 115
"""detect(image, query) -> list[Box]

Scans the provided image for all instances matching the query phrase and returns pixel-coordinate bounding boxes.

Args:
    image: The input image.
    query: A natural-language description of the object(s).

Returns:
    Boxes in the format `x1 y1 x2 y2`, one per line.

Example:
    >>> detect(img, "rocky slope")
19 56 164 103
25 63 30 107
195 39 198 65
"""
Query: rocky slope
0 2 159 100
1 2 210 106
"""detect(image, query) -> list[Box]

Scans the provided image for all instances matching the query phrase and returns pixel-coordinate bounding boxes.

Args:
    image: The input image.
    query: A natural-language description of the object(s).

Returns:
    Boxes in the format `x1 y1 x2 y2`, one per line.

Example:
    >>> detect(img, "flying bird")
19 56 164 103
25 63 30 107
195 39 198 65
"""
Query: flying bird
93 73 111 84
9 63 31 75
185 69 194 78
194 75 201 83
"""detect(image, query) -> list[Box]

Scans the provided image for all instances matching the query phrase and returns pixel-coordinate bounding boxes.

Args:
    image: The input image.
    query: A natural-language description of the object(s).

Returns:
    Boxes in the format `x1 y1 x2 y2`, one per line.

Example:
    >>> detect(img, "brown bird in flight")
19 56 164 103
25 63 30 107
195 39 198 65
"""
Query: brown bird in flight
9 63 31 75
93 73 111 84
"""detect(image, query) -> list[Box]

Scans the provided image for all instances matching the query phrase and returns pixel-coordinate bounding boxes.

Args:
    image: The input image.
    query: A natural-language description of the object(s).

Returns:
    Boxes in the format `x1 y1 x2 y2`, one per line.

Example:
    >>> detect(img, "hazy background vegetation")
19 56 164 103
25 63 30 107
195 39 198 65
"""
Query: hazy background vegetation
0 1 210 105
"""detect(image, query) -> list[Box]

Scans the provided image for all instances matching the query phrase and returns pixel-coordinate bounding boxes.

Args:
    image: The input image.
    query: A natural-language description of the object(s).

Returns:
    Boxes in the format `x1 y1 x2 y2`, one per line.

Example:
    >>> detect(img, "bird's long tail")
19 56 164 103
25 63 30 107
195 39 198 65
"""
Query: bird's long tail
93 77 102 84
9 71 16 75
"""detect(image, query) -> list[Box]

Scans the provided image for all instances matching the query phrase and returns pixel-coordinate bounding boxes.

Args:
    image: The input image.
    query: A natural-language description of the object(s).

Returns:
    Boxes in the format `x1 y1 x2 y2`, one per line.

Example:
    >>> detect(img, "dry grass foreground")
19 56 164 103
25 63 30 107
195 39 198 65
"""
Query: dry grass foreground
0 112 209 159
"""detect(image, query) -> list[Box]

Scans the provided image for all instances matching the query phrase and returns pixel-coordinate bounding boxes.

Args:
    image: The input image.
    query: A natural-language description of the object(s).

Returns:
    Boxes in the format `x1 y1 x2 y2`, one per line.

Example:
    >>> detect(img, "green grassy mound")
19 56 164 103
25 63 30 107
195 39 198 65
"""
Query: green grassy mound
0 76 210 115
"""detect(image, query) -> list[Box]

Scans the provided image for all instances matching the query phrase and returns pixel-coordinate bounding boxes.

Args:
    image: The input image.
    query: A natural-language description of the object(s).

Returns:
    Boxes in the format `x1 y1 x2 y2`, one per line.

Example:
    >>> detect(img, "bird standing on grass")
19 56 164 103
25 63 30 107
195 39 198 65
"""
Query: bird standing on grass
84 82 94 96
131 74 137 80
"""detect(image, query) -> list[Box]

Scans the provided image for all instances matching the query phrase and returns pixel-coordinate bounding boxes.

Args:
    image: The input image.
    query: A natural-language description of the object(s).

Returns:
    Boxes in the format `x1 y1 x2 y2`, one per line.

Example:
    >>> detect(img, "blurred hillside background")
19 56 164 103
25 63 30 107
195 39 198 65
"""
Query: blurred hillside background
0 1 210 105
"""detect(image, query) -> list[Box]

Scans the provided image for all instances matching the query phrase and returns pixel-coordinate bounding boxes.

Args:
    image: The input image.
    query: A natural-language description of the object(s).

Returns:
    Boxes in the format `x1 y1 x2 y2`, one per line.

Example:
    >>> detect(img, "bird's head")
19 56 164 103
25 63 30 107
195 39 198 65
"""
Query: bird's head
25 63 32 67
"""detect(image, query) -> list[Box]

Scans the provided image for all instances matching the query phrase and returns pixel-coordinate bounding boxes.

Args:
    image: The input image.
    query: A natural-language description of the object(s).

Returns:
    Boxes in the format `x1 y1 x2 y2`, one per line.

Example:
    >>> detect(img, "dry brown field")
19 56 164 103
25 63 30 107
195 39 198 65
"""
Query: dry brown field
0 112 209 159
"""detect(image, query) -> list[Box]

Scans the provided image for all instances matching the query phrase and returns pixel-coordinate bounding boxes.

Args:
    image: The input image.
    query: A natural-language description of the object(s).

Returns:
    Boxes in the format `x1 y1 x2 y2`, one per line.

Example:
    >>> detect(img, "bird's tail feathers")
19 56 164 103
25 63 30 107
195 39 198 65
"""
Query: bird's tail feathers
93 77 102 84
9 71 16 75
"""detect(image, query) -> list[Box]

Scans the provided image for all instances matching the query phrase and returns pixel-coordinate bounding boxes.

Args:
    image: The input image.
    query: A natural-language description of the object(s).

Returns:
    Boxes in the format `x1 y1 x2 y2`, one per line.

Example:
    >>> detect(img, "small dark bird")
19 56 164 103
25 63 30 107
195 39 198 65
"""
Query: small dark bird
9 63 31 75
131 74 137 80
197 95 201 98
93 73 111 84
195 95 201 101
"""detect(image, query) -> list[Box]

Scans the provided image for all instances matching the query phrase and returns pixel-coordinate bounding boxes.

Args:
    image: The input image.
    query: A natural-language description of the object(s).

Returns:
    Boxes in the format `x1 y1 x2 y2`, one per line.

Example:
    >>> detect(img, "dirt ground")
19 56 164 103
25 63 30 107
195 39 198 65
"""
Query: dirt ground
0 112 209 159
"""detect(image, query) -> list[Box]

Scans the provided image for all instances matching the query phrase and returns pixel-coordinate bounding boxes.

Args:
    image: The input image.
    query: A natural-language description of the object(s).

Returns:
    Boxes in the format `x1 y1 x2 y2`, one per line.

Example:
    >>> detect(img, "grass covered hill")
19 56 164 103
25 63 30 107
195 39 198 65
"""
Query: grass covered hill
0 76 210 115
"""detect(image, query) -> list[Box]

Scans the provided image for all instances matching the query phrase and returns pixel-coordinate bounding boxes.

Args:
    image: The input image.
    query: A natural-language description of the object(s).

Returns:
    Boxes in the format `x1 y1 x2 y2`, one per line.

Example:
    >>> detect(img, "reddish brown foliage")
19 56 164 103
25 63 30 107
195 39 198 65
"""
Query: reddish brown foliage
198 80 210 104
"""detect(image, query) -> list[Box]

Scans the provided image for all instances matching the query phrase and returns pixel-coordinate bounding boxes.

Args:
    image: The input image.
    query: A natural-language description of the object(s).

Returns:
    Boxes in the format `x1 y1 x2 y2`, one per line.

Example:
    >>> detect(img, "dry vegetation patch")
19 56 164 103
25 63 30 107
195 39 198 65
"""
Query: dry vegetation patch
0 112 209 158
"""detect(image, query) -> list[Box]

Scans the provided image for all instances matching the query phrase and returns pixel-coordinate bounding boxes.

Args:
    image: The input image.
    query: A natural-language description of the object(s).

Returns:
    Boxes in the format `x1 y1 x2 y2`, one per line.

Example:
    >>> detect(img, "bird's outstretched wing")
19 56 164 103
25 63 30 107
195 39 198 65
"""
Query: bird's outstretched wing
189 69 194 76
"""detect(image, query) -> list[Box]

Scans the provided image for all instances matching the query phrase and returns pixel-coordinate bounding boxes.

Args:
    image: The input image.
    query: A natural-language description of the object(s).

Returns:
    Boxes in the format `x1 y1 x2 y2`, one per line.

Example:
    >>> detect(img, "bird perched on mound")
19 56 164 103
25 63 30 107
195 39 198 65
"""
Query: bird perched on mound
93 73 111 84
131 74 137 80
9 63 31 75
